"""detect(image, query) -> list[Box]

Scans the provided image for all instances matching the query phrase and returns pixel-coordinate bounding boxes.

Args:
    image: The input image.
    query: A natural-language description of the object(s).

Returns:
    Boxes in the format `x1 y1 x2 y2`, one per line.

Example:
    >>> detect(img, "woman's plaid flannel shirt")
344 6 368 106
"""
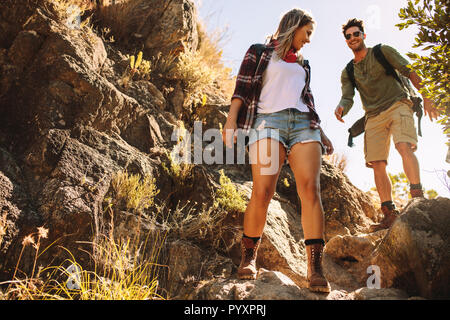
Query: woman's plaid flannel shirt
231 42 320 132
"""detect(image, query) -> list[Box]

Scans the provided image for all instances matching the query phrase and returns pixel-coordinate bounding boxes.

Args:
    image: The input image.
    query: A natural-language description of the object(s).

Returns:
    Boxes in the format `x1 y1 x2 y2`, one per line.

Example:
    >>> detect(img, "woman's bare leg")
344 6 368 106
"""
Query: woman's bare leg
244 138 286 237
287 141 329 292
287 142 324 240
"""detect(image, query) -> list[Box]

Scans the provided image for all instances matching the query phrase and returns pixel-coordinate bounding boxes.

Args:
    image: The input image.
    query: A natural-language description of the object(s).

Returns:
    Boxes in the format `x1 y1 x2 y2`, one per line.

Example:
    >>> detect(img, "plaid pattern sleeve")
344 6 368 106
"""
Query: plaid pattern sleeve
231 44 262 131
301 60 321 123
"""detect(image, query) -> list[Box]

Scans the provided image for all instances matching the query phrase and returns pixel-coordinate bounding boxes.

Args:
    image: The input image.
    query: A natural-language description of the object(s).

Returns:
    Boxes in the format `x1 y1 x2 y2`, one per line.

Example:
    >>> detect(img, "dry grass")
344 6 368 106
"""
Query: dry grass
1 206 166 300
161 150 195 192
324 152 348 173
172 22 234 105
105 170 159 214
1 170 166 300
0 211 6 247
1 231 166 300
196 22 235 99
156 201 223 243
93 0 150 44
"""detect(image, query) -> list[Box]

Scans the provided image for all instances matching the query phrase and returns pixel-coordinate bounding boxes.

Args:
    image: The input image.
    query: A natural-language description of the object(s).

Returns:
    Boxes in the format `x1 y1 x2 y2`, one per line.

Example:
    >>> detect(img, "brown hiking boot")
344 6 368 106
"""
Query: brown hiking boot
306 242 330 293
237 237 260 280
410 187 424 198
369 205 401 232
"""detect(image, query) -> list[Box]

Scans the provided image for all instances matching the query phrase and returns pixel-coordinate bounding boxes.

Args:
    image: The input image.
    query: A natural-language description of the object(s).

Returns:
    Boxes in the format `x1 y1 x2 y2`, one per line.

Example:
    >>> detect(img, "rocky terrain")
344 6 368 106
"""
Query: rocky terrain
0 0 449 300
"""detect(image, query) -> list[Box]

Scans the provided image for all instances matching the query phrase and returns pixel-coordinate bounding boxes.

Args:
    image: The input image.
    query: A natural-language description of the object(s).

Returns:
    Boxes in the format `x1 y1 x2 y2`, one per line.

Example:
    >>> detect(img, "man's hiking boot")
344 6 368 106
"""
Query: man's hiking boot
410 183 424 198
410 187 424 198
369 205 401 232
237 237 260 280
306 242 330 293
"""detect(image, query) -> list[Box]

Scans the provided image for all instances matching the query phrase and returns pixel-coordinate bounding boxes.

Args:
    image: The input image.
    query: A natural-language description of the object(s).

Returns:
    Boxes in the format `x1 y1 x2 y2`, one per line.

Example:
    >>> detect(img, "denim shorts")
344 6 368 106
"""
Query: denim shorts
248 108 324 155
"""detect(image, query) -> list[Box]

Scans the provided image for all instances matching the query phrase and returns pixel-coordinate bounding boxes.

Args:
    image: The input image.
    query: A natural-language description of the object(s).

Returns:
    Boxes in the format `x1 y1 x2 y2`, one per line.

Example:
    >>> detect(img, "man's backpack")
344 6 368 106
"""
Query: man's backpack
345 43 423 147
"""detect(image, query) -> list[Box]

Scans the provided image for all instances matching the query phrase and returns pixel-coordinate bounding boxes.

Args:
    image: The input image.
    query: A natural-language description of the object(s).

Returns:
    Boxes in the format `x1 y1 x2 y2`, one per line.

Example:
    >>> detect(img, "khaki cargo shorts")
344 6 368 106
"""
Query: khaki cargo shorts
364 99 418 168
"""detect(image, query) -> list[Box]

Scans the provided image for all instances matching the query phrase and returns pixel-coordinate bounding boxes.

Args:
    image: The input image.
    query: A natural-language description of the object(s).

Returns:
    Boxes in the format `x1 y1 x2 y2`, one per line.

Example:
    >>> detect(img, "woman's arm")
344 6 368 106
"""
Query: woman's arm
222 98 243 148
309 120 333 155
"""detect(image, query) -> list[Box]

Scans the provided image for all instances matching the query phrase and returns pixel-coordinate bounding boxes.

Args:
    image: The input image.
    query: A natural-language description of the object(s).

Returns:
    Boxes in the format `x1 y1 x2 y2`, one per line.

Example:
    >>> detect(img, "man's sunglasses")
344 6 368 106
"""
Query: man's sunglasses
345 31 363 40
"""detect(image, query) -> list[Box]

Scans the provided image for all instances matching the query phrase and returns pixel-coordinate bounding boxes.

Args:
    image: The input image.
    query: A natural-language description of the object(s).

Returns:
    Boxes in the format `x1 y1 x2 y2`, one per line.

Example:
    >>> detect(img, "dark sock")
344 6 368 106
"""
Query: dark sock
410 183 422 190
243 234 261 245
305 239 325 246
381 201 395 210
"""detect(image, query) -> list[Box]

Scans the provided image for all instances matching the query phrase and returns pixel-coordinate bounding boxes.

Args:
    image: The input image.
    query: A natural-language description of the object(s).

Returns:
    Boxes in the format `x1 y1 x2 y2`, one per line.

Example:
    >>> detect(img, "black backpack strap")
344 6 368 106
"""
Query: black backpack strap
372 44 402 85
251 43 266 69
373 44 423 137
345 60 357 90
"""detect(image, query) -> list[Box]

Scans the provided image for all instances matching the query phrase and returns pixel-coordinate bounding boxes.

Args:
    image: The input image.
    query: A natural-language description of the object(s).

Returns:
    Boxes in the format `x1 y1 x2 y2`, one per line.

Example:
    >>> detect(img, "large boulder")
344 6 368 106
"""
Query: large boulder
318 161 378 239
0 126 161 276
142 0 198 56
96 0 198 57
0 7 174 157
370 197 450 299
324 197 450 299
192 269 322 300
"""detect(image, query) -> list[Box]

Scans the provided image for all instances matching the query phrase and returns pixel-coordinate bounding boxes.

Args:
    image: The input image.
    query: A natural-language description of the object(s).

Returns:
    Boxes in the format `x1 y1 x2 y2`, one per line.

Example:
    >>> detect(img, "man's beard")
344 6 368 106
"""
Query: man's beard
351 41 365 52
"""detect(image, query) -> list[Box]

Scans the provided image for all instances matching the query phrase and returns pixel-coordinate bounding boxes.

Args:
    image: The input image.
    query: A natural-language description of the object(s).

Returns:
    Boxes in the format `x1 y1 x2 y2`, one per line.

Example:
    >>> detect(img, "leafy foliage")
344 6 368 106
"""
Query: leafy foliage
396 0 450 137
388 172 438 201
214 169 247 214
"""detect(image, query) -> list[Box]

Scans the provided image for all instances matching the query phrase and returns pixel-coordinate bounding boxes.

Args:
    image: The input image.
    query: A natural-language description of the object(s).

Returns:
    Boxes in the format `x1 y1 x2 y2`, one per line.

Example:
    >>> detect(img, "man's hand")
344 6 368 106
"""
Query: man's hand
335 106 345 123
423 97 439 121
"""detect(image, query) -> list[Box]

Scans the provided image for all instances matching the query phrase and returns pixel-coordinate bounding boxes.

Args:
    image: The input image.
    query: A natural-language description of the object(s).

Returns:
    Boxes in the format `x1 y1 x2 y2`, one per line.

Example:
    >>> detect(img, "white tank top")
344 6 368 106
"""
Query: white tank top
258 54 310 114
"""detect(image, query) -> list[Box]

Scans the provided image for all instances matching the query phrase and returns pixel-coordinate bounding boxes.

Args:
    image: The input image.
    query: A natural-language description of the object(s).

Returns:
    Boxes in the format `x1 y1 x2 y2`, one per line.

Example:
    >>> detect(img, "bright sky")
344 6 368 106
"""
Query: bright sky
196 0 449 197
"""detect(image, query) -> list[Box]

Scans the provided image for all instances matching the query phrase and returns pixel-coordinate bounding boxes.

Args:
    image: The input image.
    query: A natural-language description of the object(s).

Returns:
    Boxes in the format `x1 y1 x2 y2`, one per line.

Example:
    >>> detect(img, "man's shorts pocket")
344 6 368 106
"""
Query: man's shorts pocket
399 109 417 140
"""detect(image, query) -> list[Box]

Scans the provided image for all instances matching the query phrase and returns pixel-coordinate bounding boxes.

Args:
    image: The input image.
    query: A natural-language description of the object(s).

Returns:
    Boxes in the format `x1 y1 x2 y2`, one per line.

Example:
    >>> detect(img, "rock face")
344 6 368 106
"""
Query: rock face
194 269 322 300
370 198 450 299
323 197 450 299
0 0 449 301
96 0 198 57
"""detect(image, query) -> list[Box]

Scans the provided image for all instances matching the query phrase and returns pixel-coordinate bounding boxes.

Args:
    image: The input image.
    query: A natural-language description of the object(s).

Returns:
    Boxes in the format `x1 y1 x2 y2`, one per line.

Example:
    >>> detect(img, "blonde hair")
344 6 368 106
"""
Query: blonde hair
271 8 315 61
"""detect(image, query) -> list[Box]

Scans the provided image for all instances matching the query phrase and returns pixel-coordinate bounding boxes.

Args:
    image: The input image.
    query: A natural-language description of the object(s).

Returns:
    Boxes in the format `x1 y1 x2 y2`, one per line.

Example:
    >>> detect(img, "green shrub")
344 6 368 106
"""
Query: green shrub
214 169 247 214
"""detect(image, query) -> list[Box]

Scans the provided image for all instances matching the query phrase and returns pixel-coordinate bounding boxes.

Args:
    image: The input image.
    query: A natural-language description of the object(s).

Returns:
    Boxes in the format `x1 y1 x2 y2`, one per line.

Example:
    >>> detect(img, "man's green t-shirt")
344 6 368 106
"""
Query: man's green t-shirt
338 45 412 117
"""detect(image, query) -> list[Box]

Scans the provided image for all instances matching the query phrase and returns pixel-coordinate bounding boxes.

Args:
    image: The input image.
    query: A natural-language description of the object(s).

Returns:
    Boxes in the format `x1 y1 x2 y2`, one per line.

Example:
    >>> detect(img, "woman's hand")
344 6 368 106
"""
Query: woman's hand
310 119 320 129
320 131 334 155
310 120 333 155
222 98 243 148
222 119 238 149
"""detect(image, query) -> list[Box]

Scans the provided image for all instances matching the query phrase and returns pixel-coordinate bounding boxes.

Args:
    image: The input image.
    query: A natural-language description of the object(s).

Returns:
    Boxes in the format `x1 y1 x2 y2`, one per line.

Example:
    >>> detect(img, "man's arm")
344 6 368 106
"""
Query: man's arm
381 45 439 121
335 69 355 123
409 72 439 121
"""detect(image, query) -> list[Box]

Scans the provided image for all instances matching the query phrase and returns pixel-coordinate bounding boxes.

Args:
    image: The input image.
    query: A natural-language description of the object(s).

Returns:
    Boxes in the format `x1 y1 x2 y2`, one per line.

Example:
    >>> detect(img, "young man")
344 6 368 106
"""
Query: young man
335 19 439 232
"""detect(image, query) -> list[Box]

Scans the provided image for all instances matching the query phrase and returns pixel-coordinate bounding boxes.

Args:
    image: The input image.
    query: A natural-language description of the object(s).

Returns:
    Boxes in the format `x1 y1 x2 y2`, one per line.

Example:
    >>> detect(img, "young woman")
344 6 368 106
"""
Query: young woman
222 8 333 293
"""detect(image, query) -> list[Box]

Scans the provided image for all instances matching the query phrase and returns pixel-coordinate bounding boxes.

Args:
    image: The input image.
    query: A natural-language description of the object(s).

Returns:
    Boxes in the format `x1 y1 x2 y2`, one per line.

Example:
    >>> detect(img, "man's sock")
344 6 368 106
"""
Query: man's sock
410 183 423 190
381 200 395 210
